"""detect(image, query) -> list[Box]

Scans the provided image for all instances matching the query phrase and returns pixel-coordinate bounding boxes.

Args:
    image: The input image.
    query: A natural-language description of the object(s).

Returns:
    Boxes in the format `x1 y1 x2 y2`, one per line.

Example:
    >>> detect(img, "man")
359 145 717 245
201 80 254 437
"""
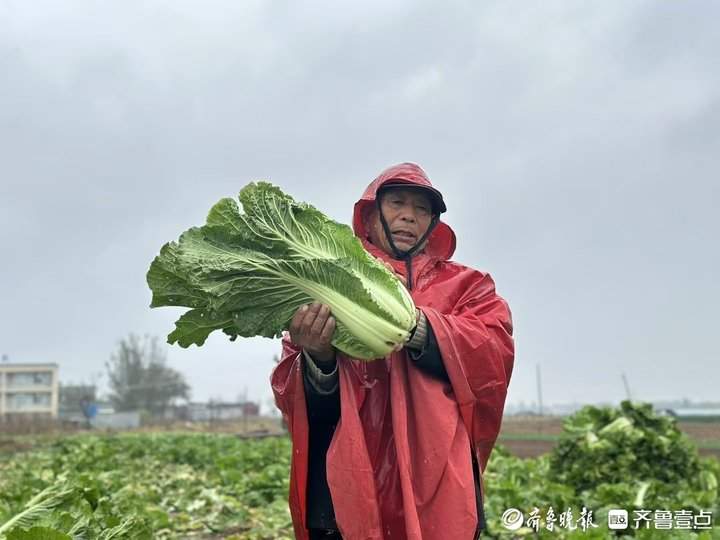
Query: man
272 163 515 539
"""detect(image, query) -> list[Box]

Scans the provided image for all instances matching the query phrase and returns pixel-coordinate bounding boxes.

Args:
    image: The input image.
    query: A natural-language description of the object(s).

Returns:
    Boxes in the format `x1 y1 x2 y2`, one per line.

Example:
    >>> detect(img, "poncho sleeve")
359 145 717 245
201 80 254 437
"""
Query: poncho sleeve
420 270 514 471
270 333 310 536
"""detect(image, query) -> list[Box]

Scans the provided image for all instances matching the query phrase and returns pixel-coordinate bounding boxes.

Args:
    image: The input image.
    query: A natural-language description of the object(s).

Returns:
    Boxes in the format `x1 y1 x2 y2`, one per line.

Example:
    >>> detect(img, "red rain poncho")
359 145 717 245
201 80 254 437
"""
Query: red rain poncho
271 163 515 539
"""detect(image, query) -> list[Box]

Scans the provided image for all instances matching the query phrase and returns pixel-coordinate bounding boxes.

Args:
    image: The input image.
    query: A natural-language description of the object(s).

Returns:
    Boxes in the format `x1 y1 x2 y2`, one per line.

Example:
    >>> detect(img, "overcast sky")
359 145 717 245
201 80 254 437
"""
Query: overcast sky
2 1 718 412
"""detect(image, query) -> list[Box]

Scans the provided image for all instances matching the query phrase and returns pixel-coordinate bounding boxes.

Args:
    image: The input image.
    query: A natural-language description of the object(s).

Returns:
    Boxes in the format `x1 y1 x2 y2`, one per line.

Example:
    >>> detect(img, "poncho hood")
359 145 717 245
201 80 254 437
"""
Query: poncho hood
352 162 456 261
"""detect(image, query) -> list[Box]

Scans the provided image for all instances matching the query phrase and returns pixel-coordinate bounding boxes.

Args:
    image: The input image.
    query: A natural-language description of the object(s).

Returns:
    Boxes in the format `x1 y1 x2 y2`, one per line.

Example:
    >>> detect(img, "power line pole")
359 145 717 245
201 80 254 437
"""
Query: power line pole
242 386 248 434
621 372 632 401
536 363 543 416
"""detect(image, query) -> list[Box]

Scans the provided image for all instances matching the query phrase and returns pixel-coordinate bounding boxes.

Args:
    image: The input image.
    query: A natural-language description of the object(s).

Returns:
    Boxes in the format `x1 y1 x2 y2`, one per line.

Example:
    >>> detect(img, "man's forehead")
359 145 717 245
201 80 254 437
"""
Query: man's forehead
380 186 432 204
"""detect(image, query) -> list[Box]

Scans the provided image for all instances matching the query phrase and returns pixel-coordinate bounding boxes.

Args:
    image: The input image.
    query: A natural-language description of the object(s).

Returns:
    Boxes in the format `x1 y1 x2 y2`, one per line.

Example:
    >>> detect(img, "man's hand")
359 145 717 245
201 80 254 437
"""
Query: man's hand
289 303 336 364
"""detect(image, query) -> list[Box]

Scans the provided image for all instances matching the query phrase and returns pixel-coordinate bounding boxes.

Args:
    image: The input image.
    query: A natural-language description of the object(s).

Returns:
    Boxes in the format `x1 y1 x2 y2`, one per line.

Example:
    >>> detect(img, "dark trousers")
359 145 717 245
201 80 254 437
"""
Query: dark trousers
309 529 342 539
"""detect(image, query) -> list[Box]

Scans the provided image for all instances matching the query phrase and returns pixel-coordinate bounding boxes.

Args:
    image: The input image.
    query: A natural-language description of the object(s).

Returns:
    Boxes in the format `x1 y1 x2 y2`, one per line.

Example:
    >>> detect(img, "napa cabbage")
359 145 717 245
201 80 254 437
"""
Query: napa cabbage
146 182 416 360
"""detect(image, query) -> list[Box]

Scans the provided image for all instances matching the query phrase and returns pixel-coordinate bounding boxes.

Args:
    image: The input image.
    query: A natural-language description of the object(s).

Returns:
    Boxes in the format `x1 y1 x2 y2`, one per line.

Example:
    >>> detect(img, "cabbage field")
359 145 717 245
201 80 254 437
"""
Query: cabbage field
0 402 718 539
0 434 293 539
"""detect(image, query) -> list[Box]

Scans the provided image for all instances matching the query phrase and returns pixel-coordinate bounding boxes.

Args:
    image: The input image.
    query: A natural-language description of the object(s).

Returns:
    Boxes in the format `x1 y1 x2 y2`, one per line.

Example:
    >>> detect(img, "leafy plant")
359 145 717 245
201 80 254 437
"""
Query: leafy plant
550 401 702 492
0 480 76 536
0 434 291 539
147 182 416 360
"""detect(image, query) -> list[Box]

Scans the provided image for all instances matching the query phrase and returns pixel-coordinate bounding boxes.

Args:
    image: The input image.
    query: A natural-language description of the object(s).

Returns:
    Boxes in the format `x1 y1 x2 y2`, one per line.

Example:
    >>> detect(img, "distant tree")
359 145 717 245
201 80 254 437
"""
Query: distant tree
106 334 190 414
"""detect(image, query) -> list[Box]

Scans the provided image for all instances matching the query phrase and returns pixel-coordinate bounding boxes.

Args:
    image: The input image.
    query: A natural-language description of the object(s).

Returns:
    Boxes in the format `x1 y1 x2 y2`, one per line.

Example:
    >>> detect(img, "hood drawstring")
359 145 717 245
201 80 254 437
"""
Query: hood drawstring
405 257 413 290
376 199 439 291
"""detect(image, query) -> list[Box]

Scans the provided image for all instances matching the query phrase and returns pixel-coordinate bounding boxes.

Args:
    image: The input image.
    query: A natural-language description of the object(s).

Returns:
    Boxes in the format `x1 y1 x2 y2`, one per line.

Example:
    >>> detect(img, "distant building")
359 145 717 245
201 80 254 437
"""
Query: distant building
0 363 59 419
659 407 720 420
91 410 141 429
175 401 260 422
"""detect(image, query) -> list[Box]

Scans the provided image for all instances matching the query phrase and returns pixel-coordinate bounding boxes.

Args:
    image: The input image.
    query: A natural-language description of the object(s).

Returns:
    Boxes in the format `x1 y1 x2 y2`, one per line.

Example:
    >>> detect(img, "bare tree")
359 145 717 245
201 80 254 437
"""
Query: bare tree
106 334 190 414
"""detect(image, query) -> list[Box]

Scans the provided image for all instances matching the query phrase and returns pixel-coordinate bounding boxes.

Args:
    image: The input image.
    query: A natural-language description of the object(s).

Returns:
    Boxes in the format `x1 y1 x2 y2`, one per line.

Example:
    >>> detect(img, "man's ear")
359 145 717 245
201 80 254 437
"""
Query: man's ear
363 206 383 245
362 206 377 230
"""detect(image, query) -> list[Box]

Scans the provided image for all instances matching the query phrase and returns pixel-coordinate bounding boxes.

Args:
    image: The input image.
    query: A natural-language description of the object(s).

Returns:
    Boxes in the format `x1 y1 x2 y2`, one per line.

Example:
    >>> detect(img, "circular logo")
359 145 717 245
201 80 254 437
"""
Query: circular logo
502 508 524 530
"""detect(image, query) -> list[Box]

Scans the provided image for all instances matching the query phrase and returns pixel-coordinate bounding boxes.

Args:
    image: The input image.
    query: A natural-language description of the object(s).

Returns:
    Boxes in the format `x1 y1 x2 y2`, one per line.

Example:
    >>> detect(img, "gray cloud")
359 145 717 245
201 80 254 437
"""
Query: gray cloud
2 0 718 408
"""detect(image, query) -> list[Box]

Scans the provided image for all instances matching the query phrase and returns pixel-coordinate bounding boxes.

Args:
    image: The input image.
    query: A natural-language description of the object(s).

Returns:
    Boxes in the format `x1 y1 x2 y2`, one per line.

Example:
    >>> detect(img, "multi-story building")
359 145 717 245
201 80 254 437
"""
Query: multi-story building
0 363 59 420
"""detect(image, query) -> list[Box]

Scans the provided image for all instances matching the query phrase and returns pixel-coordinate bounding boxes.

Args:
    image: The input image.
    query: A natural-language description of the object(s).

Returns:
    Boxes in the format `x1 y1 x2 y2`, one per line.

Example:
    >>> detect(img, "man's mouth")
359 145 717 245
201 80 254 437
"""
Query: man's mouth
391 231 416 242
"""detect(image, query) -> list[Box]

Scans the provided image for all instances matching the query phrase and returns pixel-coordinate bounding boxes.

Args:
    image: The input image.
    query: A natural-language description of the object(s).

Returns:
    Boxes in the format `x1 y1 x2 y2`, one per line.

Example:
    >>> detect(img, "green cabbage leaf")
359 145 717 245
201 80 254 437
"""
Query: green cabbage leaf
146 182 416 360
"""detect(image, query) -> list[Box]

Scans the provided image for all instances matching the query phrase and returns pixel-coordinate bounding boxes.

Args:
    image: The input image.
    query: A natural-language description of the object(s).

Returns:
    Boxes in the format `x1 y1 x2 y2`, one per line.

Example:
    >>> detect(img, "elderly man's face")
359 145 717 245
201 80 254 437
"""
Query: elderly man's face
366 187 434 256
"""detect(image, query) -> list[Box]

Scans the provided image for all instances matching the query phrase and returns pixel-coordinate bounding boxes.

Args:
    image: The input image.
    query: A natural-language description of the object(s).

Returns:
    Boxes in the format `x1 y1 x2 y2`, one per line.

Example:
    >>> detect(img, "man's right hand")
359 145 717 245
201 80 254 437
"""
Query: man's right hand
289 303 336 365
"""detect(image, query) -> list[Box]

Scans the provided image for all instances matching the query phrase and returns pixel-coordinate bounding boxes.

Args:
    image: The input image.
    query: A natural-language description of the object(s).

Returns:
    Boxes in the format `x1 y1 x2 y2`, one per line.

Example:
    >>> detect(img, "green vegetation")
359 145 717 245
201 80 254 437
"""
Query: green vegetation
0 434 293 539
1 402 718 538
486 402 719 538
147 182 416 359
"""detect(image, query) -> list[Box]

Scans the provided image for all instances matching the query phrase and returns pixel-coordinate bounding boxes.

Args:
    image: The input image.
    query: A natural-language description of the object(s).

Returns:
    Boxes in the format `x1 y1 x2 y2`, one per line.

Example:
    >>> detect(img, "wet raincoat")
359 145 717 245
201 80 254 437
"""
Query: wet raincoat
271 163 515 540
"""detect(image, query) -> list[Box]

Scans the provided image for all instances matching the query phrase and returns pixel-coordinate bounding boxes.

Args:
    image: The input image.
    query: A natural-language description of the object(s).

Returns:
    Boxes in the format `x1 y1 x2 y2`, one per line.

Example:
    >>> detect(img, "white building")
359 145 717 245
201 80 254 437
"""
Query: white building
0 363 59 419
